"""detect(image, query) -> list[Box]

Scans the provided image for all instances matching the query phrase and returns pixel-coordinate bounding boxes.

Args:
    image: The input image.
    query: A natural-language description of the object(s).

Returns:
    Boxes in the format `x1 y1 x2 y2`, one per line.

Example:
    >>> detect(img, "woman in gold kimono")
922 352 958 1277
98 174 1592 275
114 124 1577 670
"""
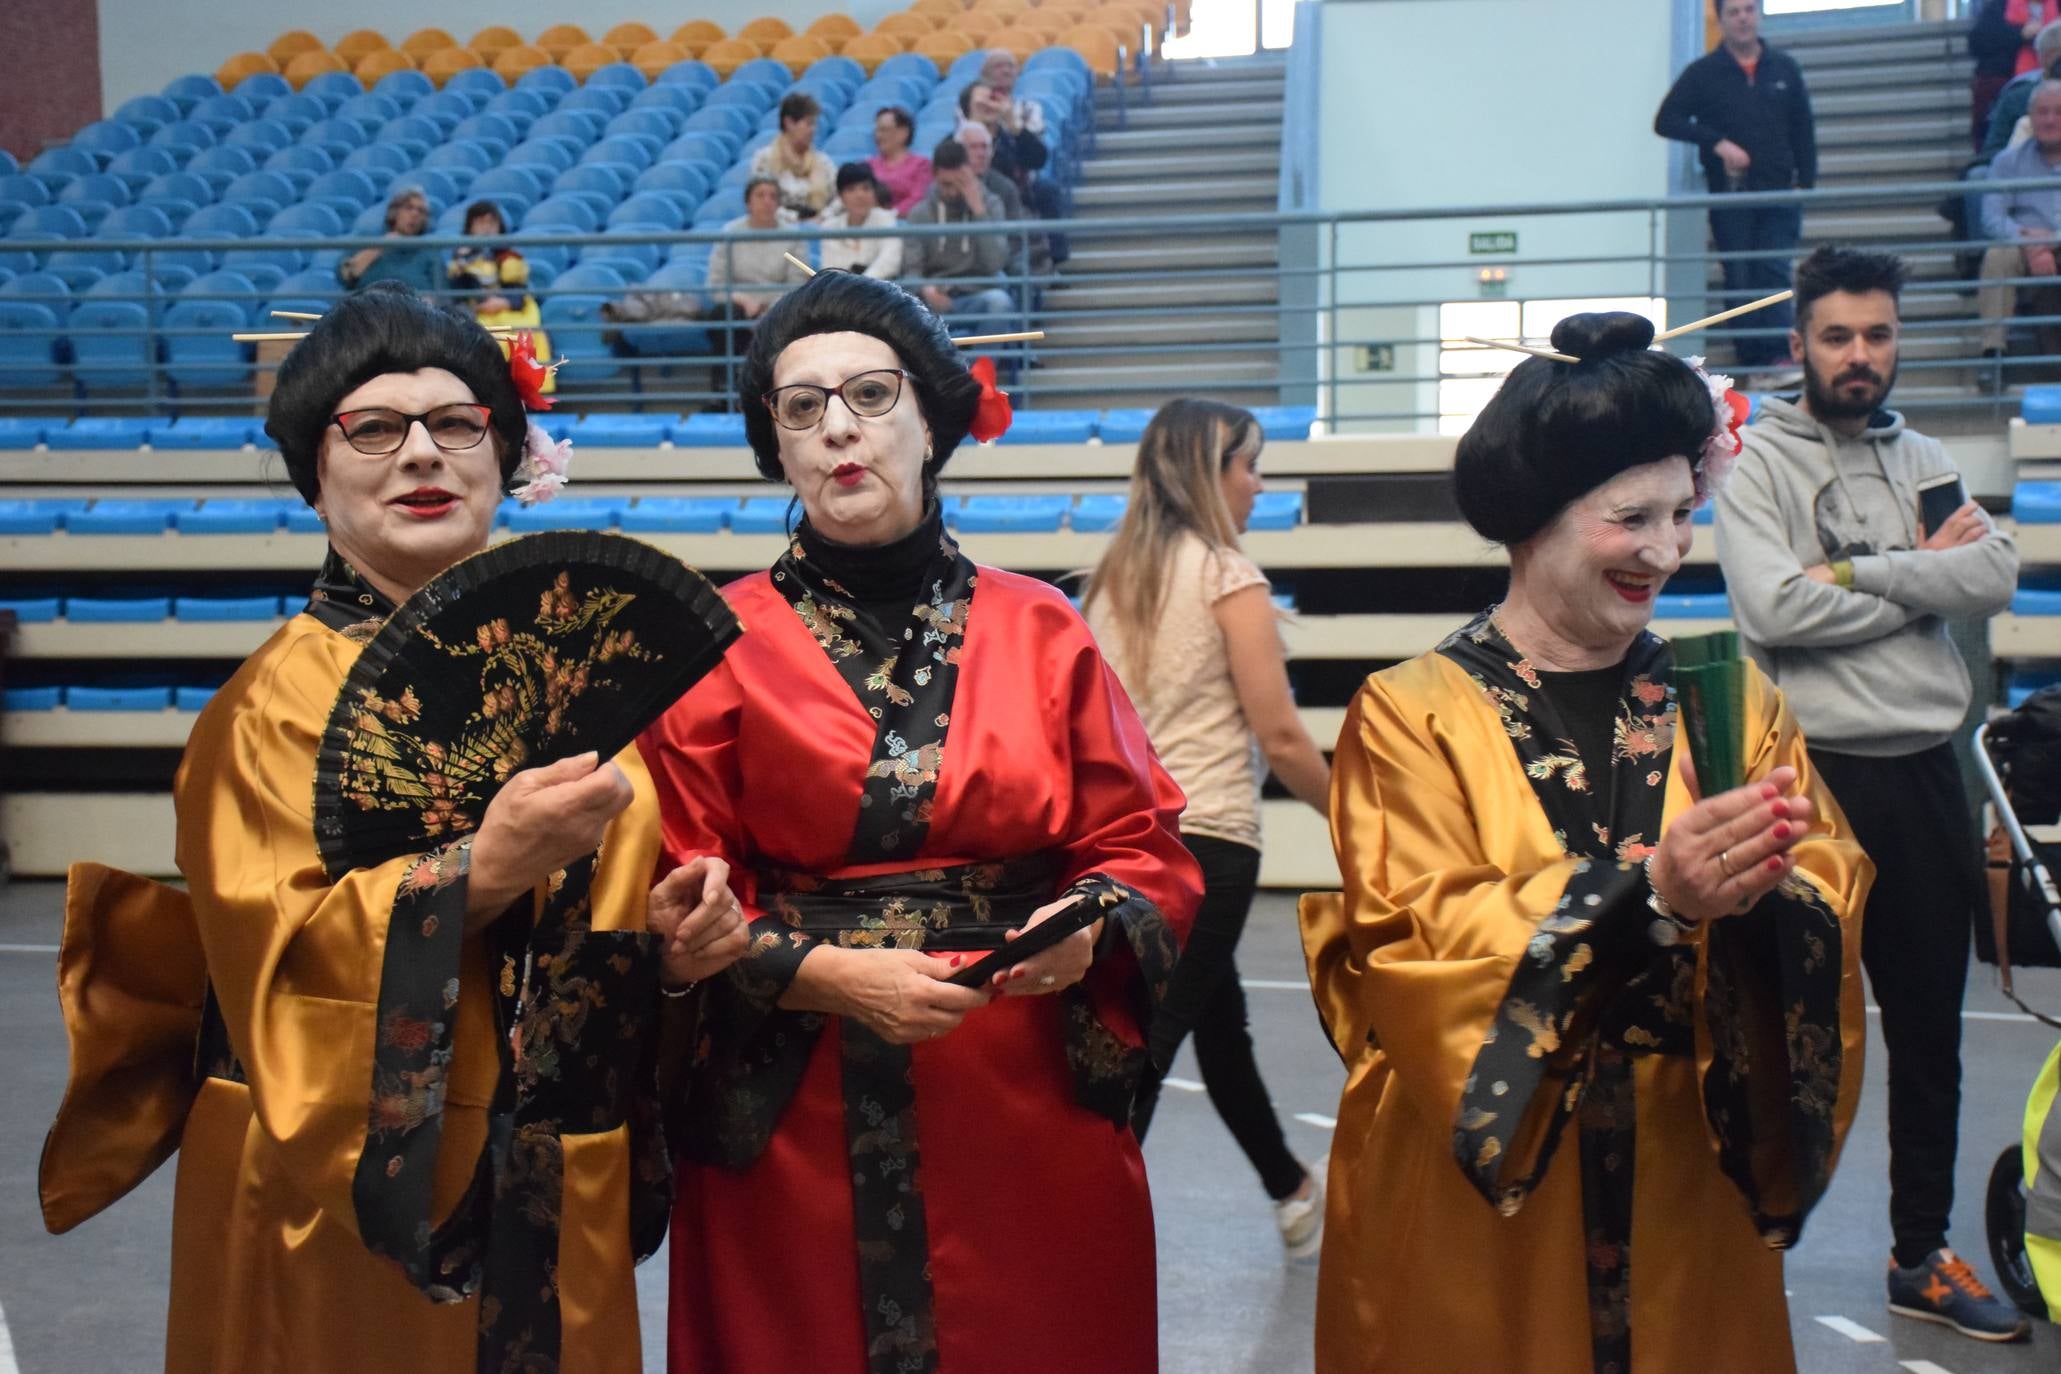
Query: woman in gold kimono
38 283 747 1373
1300 312 1872 1373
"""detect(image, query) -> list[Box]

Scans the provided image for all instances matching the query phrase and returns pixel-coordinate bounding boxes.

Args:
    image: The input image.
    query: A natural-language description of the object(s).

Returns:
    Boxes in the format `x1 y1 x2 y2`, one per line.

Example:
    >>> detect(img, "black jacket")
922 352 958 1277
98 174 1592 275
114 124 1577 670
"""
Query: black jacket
1971 0 2035 80
1654 42 1817 193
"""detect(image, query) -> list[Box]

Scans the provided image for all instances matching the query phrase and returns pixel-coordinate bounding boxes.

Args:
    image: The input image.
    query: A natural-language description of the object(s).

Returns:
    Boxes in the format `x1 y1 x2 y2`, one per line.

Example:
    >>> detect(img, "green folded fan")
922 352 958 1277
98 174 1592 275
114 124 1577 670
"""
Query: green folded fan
1674 629 1746 796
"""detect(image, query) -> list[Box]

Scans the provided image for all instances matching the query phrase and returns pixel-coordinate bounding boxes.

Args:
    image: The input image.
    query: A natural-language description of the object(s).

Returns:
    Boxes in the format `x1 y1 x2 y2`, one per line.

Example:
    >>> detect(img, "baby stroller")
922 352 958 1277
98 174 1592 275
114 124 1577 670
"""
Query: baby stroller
1972 691 2061 1322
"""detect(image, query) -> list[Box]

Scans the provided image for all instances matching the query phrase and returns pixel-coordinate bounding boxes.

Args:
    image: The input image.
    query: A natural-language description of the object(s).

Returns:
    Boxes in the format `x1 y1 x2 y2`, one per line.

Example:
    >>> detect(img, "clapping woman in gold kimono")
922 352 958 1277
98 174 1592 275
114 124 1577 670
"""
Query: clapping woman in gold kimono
1301 311 1872 1373
38 282 748 1373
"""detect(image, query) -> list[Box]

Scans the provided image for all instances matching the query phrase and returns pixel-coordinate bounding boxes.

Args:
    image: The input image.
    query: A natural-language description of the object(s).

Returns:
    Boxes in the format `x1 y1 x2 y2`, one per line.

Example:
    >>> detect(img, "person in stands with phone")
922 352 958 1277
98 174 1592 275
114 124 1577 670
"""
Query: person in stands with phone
637 271 1199 1374
1716 245 2027 1343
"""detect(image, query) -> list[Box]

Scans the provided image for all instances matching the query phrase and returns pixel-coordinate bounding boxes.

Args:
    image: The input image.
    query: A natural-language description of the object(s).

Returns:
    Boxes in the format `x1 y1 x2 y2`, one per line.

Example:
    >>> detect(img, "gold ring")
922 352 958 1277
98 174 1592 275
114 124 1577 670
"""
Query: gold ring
1040 974 1057 987
1718 848 1736 879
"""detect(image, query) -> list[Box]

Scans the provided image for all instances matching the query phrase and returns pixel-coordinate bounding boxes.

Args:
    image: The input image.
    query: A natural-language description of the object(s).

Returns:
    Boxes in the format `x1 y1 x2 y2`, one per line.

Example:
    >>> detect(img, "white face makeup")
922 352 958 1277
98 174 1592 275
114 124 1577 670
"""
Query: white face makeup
768 331 932 546
313 367 504 602
1512 456 1697 657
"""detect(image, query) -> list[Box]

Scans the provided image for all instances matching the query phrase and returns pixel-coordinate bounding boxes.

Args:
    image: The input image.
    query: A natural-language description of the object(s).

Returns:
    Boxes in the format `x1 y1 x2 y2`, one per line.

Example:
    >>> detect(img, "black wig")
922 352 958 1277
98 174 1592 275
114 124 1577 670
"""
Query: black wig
263 281 528 505
1453 312 1716 546
738 271 982 483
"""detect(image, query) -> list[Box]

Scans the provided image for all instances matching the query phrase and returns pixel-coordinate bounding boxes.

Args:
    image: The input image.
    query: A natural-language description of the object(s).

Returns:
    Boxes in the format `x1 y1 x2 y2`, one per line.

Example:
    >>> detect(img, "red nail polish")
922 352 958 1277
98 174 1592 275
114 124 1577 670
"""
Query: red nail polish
1766 857 1783 872
950 955 963 967
1760 783 1779 799
1772 821 1791 840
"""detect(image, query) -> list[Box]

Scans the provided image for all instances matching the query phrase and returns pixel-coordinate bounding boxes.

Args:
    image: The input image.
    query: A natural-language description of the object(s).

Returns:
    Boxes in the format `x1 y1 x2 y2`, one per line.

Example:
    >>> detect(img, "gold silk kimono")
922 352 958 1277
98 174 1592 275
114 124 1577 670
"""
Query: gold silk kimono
1300 614 1871 1374
40 598 667 1373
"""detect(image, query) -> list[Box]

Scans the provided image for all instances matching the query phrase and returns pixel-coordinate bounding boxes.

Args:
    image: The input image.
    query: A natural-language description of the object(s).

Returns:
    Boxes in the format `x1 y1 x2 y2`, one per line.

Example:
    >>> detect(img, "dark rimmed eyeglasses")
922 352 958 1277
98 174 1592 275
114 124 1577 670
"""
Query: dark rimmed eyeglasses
330 404 494 457
762 368 912 431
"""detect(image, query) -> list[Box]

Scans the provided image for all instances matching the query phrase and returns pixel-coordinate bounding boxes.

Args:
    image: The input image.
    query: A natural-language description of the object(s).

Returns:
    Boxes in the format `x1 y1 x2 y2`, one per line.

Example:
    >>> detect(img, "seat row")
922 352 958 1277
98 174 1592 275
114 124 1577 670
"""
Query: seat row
0 593 293 622
2 685 220 712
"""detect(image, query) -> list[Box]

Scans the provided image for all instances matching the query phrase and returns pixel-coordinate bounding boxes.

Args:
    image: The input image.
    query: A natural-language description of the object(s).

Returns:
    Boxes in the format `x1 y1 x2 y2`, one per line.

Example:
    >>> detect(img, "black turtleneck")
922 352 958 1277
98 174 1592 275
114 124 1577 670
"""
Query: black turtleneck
794 501 946 627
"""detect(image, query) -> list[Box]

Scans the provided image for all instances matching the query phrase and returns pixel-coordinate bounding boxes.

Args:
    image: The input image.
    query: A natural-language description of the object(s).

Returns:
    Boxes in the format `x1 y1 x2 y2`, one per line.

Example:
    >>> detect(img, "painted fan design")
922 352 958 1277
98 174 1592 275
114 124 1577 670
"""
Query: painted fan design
312 530 741 880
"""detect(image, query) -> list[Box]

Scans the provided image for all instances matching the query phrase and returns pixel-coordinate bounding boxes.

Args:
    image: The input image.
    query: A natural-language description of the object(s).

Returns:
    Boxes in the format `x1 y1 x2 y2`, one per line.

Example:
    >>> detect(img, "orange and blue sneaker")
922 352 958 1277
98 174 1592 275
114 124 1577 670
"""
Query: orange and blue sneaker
1886 1249 2032 1342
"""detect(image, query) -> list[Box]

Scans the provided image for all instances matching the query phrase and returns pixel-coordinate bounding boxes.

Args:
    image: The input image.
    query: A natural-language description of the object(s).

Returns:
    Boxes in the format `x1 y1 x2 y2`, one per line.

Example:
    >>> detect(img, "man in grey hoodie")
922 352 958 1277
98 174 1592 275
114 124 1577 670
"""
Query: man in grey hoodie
1716 245 2028 1343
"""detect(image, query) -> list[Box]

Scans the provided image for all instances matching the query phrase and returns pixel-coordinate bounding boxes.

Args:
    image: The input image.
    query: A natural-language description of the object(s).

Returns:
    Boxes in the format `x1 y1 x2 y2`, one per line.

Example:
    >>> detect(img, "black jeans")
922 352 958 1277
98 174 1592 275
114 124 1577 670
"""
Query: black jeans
1812 742 1980 1265
1131 834 1307 1201
1706 199 1802 368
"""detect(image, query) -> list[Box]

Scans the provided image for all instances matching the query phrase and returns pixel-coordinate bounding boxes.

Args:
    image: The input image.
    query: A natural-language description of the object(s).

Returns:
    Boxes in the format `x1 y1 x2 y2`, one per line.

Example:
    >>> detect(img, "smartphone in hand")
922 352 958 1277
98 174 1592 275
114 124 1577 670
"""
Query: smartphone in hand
1917 472 1968 539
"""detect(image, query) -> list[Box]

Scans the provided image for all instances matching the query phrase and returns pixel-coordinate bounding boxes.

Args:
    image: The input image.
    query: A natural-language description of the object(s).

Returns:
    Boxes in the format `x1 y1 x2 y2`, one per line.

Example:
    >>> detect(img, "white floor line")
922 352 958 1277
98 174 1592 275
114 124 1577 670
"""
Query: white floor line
1813 1315 1886 1343
1239 978 1309 991
1162 1076 1205 1092
0 1296 20 1374
0 944 56 955
1898 1361 1956 1374
1235 980 2049 1026
1864 1005 2041 1025
1293 1112 1336 1129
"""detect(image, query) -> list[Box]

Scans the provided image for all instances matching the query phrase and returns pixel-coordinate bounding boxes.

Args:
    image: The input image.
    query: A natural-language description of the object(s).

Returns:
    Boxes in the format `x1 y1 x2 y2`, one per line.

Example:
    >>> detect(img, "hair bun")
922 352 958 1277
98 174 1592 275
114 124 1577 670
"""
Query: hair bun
1549 311 1655 361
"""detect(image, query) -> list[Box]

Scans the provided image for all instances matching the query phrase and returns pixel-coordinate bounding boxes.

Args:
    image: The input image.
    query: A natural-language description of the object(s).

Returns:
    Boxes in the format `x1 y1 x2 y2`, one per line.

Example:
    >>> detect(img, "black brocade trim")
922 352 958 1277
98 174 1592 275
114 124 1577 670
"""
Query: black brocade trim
1064 876 1181 1123
303 546 396 640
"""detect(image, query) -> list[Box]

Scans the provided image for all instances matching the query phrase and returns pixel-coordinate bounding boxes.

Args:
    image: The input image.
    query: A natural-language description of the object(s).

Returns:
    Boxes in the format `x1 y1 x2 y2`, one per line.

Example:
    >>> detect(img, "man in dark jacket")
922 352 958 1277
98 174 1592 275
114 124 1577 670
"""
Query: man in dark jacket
1655 0 1816 372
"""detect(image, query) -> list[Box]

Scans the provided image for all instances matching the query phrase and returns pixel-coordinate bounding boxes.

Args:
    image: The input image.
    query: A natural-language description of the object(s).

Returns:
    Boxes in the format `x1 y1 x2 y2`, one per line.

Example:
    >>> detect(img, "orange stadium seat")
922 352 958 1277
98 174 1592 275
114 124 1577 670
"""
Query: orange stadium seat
954 16 1008 45
560 42 620 82
804 13 863 48
1058 22 1124 73
215 51 279 89
533 24 591 60
838 32 909 70
1097 1 1160 38
266 30 324 66
400 28 459 62
283 49 347 89
875 12 939 43
738 16 796 45
629 39 690 78
604 22 660 54
421 46 484 85
671 19 728 51
982 26 1043 62
491 43 552 79
334 29 392 65
914 29 975 65
770 35 833 75
913 0 969 19
700 37 766 75
468 25 525 58
972 0 1031 19
354 48 418 84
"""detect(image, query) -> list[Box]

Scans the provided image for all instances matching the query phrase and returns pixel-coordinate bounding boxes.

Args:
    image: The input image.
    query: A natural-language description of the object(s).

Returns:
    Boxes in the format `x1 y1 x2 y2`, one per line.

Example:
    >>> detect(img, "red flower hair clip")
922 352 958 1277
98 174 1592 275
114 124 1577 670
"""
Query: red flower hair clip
507 332 558 412
967 356 1013 444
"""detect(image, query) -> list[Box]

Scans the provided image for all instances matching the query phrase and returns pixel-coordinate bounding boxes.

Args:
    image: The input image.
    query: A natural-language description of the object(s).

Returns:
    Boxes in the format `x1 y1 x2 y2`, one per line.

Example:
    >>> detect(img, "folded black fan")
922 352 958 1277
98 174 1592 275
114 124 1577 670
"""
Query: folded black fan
312 530 741 882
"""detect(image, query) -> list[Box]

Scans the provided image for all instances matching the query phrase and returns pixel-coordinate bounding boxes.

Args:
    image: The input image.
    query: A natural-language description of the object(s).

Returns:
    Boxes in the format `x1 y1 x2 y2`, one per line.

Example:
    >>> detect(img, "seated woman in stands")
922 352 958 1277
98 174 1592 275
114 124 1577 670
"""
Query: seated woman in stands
867 104 932 215
337 186 440 294
1300 312 1870 1373
446 199 553 398
749 91 836 220
36 283 747 1373
640 270 1199 1374
816 163 902 279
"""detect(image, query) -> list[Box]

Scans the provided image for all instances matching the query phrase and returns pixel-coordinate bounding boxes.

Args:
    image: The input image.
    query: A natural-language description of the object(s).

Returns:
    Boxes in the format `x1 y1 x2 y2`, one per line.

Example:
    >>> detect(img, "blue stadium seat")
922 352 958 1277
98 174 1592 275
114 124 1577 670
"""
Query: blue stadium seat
656 61 720 94
733 496 794 533
553 160 634 209
533 108 606 148
617 260 711 358
221 170 295 217
705 82 775 116
665 131 738 167
301 117 373 163
261 92 328 133
183 201 261 241
67 292 155 387
538 262 626 376
389 167 462 208
225 119 295 159
2014 588 2061 615
609 107 683 147
584 222 666 276
162 271 254 388
410 90 474 135
804 55 868 89
341 144 413 182
1094 409 1156 444
506 496 625 531
0 498 78 531
105 145 181 193
147 120 217 160
453 113 521 154
447 68 508 102
671 412 748 447
28 147 100 186
186 146 259 194
68 595 174 621
683 104 756 143
301 71 364 107
630 84 703 121
731 57 795 92
635 161 716 208
948 50 991 83
68 685 175 711
98 203 174 240
997 409 1096 444
231 73 291 104
285 505 325 534
873 53 941 87
73 120 143 164
561 85 634 119
2025 387 2061 425
188 94 256 136
175 687 220 711
582 134 660 173
160 74 223 113
264 145 336 192
573 413 669 446
181 498 295 533
1653 592 1731 619
0 300 65 387
0 416 48 448
2018 482 2061 522
424 141 497 176
176 593 287 620
588 61 648 92
69 497 190 531
1248 404 1317 440
300 167 377 219
516 65 579 98
620 496 732 532
470 166 548 212
488 87 556 122
153 415 254 448
523 196 600 232
531 411 578 441
0 174 53 233
1248 491 1303 529
50 418 156 451
4 687 63 710
956 494 1070 532
0 597 60 621
114 94 181 133
372 69 436 104
1071 493 1127 532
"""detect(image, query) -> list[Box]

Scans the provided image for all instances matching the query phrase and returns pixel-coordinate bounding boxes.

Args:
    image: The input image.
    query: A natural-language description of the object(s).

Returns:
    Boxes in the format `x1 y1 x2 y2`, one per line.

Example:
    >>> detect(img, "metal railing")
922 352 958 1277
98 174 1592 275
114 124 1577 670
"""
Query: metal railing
3 173 2059 427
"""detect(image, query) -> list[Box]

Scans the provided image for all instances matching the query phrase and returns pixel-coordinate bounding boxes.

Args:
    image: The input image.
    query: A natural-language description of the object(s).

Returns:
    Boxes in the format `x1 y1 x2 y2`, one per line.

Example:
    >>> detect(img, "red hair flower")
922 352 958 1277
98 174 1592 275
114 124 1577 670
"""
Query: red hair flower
967 356 1013 444
507 331 557 412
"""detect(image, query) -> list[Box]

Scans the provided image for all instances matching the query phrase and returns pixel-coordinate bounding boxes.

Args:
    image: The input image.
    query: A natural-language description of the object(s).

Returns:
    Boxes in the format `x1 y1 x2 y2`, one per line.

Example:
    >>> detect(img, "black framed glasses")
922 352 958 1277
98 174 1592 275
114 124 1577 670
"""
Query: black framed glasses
330 403 494 457
762 368 912 431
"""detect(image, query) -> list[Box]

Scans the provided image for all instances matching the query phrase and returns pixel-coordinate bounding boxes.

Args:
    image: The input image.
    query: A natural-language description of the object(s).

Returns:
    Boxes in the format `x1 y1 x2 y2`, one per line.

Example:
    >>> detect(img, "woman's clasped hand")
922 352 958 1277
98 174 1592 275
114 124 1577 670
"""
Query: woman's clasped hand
1649 761 1818 925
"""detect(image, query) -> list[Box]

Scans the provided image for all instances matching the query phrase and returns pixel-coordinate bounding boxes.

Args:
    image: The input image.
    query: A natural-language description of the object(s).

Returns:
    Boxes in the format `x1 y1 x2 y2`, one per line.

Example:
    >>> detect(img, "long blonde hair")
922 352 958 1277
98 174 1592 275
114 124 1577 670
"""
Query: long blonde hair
1082 398 1262 681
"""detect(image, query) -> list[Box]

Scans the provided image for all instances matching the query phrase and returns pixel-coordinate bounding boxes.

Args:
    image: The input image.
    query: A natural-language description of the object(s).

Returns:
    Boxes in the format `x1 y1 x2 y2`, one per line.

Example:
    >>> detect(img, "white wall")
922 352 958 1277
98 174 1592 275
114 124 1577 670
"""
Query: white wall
94 0 905 110
1311 0 1678 429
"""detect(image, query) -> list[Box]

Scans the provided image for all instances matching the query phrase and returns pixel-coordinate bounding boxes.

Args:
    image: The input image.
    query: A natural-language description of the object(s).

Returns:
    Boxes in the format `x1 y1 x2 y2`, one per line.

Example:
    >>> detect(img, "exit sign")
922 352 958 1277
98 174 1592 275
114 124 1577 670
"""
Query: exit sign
1469 231 1518 255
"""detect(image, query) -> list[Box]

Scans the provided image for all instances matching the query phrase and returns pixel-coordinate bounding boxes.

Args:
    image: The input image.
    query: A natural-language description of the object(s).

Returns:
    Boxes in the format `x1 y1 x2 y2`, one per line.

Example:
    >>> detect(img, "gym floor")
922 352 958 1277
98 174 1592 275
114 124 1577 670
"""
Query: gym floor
2 882 2057 1373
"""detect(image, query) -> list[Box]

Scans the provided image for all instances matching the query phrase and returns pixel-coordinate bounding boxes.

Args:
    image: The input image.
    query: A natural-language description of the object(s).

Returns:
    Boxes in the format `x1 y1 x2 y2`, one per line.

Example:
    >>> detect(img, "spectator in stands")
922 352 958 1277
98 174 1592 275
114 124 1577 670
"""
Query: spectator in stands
1653 0 1815 376
750 92 836 220
868 105 933 215
816 162 901 279
901 139 1014 322
446 200 553 396
1716 246 2028 1345
959 78 1068 263
958 120 1055 274
1973 0 2049 149
1978 79 2061 382
337 186 441 293
1980 19 2061 158
973 50 1047 148
704 177 810 321
1082 399 1332 1262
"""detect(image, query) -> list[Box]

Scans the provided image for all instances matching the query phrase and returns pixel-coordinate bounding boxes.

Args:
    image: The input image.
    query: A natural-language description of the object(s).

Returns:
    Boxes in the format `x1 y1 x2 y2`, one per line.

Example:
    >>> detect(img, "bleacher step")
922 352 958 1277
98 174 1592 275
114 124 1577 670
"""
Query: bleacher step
1805 59 1972 93
1104 101 1284 130
1043 276 1281 311
1812 86 1968 120
1078 151 1277 182
1818 146 1964 182
1036 315 1281 349
1783 23 1969 66
1071 176 1276 210
1093 124 1278 153
1097 78 1284 108
1816 113 1967 148
1801 207 1955 243
1059 237 1279 271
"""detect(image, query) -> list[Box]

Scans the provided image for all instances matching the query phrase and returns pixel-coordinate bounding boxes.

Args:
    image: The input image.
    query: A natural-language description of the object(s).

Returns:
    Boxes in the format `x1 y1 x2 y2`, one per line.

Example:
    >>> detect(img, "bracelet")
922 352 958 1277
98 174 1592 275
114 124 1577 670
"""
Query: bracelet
660 979 699 999
1831 559 1854 589
1643 855 1697 948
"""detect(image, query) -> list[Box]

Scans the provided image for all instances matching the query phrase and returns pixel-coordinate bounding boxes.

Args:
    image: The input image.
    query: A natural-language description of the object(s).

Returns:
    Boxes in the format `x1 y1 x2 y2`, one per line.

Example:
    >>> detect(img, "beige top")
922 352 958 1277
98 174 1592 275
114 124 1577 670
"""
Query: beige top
1086 533 1270 850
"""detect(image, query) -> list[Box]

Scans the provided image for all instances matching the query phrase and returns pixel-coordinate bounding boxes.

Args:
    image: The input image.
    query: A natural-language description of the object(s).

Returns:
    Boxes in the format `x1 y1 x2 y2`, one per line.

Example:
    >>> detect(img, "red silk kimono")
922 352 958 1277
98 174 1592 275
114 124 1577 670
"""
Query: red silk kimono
638 559 1201 1374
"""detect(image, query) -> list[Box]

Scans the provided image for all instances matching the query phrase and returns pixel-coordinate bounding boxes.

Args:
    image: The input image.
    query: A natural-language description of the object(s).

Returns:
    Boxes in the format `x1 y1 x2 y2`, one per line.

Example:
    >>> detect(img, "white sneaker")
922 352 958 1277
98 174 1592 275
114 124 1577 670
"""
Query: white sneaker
1275 1156 1326 1260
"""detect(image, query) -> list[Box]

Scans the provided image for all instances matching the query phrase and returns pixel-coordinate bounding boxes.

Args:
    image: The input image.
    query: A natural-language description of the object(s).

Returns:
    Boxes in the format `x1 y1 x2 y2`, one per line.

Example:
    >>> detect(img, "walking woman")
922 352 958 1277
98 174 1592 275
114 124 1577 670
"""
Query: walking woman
1083 398 1334 1256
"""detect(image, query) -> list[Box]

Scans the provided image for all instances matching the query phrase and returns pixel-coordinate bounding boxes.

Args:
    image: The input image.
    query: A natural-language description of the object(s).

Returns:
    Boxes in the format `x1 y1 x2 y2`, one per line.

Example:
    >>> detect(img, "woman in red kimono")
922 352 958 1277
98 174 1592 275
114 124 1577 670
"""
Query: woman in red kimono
638 271 1201 1374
